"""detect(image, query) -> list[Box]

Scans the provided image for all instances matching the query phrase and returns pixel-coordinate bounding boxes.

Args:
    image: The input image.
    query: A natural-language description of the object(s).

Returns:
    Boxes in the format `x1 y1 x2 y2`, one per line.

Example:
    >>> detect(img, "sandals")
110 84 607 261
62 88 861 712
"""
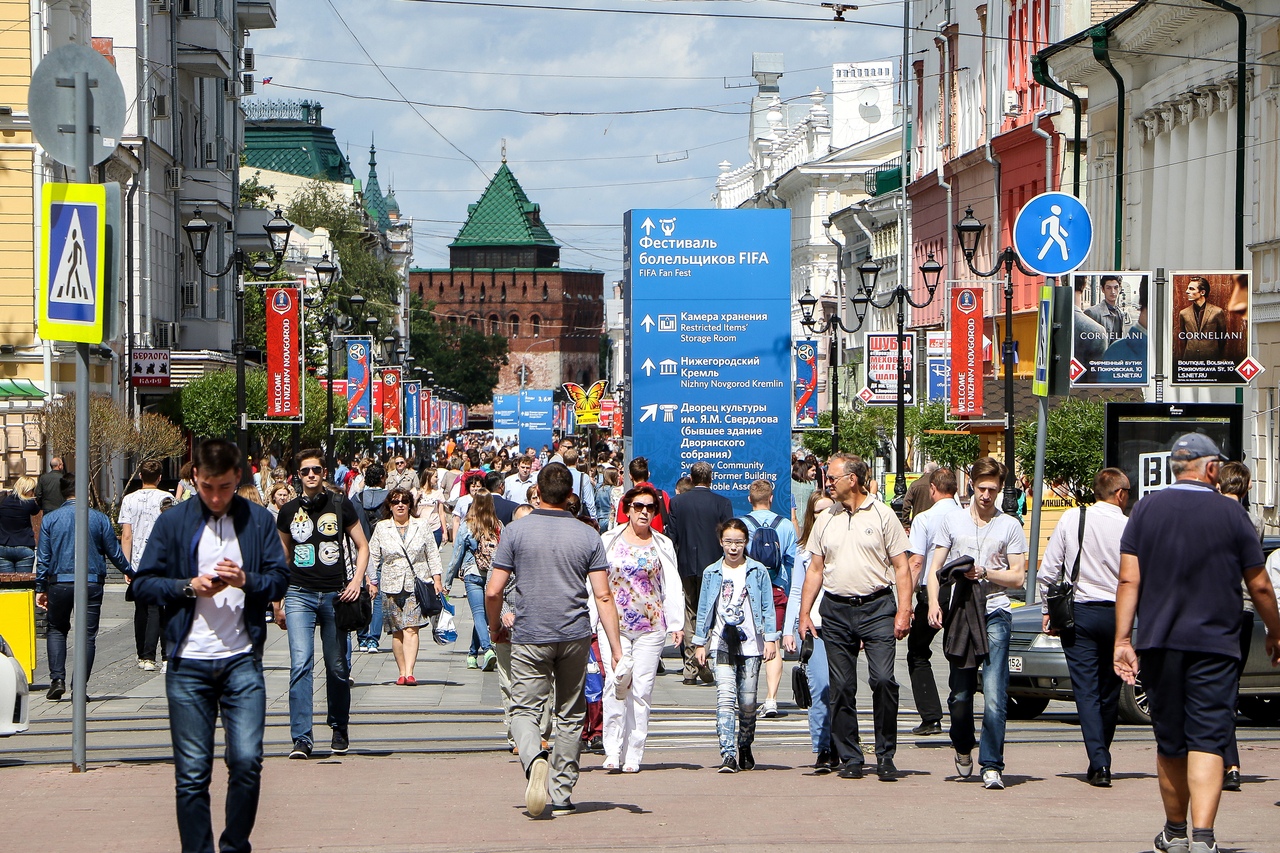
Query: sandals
395 675 417 686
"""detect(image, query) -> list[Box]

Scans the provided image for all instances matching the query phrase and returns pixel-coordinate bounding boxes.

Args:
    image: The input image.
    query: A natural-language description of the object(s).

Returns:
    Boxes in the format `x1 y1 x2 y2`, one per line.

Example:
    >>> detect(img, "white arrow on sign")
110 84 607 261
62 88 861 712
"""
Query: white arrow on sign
641 217 655 235
641 358 656 376
641 315 655 332
639 404 658 423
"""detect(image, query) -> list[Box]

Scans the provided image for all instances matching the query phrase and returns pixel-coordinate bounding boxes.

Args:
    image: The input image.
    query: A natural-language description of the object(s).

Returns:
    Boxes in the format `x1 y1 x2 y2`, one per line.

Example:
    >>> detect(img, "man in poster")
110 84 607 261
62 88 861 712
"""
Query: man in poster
1072 273 1149 387
1086 275 1127 345
1172 272 1248 385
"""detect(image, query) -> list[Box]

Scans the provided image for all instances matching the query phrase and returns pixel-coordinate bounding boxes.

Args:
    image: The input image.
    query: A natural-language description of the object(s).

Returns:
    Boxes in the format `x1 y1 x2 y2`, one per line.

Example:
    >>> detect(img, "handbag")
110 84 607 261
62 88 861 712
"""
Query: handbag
791 634 813 710
415 576 442 617
1045 506 1086 632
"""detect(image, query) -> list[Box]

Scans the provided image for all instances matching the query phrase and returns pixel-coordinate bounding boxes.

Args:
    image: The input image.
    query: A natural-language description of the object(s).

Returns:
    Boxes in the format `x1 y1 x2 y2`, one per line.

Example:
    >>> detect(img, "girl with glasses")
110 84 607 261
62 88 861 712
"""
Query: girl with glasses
692 517 779 773
367 488 443 685
595 485 683 772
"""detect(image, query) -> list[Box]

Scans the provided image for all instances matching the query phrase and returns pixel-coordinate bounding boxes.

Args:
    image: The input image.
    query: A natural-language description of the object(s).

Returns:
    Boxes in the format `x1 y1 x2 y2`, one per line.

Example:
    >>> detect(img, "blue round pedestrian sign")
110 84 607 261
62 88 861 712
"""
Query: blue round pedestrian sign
1012 191 1092 277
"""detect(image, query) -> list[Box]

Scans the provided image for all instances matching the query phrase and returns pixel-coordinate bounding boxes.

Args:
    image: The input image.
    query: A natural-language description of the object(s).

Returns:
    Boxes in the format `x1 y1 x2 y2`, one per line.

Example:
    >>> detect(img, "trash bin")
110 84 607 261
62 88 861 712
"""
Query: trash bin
0 573 36 684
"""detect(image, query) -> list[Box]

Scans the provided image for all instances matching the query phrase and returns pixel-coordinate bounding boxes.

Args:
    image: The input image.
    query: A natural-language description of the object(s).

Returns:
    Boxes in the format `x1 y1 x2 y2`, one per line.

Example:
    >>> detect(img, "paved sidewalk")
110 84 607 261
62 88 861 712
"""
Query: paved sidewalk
3 741 1278 852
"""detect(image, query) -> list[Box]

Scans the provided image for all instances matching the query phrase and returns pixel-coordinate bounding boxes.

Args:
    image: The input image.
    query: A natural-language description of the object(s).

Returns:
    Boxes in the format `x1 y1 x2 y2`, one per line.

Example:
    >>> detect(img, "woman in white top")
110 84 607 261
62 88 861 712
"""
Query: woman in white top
367 487 444 685
414 468 447 546
596 485 683 772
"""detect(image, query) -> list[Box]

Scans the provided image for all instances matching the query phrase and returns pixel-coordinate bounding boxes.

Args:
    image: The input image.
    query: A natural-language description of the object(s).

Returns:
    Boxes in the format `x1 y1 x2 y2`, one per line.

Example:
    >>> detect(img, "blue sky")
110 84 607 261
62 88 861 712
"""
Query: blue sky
251 0 905 283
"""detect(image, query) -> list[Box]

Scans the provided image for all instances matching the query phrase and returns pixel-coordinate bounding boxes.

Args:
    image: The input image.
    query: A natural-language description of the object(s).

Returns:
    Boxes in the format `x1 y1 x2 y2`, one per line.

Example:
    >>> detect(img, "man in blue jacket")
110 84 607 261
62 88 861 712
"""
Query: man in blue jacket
133 439 290 853
35 472 131 701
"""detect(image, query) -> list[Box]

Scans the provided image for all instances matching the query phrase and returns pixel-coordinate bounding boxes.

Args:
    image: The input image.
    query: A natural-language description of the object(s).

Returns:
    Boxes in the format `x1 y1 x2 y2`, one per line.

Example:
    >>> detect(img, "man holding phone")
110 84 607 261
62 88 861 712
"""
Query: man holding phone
133 439 290 853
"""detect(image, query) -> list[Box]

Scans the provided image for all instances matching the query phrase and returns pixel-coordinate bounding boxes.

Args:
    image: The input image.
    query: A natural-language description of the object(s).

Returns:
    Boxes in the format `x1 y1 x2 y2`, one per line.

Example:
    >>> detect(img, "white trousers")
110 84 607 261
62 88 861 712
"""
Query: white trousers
597 628 667 766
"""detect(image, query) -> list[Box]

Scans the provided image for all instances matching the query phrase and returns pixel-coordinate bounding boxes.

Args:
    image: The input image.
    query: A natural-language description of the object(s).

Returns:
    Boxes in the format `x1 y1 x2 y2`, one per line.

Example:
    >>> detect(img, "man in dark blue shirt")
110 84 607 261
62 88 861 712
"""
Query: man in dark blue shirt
35 473 130 700
1116 433 1280 853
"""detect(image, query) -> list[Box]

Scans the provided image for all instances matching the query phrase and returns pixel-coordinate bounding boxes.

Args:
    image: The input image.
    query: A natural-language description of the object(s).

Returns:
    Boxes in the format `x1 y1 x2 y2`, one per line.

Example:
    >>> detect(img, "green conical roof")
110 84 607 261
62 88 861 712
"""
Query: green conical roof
451 163 558 248
364 143 392 232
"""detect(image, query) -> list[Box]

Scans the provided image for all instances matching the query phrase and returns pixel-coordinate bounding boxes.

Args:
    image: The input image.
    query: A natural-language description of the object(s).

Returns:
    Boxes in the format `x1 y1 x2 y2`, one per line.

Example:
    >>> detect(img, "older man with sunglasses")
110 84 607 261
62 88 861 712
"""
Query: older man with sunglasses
274 449 371 760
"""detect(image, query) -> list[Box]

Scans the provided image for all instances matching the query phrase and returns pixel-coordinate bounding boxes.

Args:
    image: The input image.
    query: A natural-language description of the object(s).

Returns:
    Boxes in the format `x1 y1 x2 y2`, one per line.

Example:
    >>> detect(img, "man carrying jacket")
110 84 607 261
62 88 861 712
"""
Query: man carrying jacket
133 439 290 853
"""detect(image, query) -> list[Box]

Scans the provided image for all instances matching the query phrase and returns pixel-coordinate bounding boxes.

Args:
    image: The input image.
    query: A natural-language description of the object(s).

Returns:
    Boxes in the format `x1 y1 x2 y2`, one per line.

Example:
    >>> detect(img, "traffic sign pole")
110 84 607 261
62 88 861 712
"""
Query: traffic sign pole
71 70 93 774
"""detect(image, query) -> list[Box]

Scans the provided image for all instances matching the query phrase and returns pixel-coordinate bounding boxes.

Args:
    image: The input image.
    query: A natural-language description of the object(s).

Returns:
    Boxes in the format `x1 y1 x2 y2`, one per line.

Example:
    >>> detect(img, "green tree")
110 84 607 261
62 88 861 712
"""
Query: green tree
178 368 334 450
801 403 897 461
906 402 982 472
1013 396 1107 504
406 295 508 405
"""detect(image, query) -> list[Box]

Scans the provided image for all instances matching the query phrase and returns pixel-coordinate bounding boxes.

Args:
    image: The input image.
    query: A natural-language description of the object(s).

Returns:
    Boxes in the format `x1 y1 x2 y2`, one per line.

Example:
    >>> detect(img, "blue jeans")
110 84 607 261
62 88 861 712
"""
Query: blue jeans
284 586 351 745
806 635 832 753
947 608 1012 772
45 582 104 682
0 544 34 573
357 569 384 649
712 653 761 758
166 652 265 853
464 574 491 656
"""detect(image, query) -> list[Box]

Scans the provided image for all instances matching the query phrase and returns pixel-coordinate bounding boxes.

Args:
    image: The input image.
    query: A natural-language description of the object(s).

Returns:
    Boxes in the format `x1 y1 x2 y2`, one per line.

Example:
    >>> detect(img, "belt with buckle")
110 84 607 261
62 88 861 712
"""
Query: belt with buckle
825 587 892 607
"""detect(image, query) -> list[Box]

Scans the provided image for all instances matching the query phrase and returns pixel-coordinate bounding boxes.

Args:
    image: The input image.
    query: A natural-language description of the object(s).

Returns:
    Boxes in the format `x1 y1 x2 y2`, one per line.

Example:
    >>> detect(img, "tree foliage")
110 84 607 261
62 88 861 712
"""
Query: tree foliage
178 368 334 450
1014 396 1107 504
41 394 183 508
801 404 897 462
906 402 983 473
407 295 508 405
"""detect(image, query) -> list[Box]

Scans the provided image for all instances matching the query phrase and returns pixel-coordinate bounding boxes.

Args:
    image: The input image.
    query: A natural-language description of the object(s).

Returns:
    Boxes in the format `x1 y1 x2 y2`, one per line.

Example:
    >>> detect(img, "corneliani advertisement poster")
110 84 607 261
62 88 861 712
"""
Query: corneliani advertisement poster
1170 270 1251 385
1070 271 1150 387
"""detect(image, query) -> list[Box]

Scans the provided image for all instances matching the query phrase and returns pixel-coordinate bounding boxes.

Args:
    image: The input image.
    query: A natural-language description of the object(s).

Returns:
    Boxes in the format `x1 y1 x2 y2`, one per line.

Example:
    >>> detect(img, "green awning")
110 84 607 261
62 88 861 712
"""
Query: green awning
0 379 46 399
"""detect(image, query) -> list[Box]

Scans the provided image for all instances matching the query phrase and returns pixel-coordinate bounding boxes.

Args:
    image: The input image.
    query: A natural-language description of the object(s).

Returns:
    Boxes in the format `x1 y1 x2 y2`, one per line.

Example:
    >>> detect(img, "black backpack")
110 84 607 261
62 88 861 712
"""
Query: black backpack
743 514 784 574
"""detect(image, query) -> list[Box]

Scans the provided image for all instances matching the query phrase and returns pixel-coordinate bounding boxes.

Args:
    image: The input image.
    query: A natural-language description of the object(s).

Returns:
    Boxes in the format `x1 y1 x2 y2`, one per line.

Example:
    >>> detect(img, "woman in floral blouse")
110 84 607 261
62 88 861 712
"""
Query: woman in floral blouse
595 484 684 772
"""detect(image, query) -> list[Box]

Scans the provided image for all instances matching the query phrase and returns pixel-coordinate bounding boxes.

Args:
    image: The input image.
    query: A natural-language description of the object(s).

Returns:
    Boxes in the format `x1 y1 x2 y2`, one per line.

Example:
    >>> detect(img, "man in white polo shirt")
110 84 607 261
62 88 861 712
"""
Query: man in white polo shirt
798 453 913 781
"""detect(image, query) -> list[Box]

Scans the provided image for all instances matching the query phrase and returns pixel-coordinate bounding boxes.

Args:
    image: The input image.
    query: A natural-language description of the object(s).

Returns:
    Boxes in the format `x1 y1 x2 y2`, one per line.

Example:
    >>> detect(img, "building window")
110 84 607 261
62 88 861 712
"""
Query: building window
531 314 541 338
501 283 507 302
489 314 500 336
510 314 520 337
438 283 444 299
480 283 487 302
542 284 549 301
522 283 528 298
468 314 479 328
458 284 465 303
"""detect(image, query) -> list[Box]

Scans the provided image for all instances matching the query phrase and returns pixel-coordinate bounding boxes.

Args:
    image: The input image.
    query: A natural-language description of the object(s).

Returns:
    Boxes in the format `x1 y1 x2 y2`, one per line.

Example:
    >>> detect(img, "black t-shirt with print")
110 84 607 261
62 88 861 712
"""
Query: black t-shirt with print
277 491 360 591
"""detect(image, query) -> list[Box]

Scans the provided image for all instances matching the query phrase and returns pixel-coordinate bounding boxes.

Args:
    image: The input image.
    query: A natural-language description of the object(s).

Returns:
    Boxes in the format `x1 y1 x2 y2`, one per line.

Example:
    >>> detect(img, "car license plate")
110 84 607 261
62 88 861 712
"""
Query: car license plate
1009 656 1023 674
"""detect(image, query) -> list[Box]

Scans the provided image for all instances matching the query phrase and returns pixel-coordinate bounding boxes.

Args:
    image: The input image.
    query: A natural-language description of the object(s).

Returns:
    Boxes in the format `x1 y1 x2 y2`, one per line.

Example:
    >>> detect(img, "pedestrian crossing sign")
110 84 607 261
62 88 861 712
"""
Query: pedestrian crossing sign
39 182 106 343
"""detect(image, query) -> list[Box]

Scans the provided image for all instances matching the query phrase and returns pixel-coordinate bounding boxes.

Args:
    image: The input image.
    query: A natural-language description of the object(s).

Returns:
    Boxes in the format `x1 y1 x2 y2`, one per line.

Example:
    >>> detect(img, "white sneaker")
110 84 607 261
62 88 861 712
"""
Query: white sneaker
159 661 167 673
982 768 1005 790
525 756 549 817
954 752 974 778
760 699 779 718
138 659 156 671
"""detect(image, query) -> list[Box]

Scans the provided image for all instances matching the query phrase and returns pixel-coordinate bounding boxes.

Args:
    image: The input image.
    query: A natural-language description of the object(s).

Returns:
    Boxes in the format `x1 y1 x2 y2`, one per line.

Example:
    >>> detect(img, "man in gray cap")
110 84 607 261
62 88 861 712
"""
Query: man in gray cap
1115 432 1280 853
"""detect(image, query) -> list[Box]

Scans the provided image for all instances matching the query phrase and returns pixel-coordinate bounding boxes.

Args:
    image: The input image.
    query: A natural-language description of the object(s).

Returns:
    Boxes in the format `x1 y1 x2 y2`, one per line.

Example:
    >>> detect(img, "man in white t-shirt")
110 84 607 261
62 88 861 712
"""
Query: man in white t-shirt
504 457 536 503
132 439 290 853
119 460 174 671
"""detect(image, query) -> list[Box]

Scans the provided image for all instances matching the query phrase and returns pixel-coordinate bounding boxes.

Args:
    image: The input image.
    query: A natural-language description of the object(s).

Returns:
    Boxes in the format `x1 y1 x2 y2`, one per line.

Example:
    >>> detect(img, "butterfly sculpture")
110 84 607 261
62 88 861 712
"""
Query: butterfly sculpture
564 379 608 426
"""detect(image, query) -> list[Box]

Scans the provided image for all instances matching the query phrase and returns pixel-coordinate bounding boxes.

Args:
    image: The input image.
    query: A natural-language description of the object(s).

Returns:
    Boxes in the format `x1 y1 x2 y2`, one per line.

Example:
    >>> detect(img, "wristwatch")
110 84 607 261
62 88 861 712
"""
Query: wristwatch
182 582 196 598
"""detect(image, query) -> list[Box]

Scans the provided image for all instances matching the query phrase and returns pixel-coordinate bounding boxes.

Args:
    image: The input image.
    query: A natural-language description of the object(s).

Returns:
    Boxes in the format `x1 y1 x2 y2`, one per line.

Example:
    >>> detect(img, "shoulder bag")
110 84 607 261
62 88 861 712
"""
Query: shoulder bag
333 494 373 632
1044 506 1086 633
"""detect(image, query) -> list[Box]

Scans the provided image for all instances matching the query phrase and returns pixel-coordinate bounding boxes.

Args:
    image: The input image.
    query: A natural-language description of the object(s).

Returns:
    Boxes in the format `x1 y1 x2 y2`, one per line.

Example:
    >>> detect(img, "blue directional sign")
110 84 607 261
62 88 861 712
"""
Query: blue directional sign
518 389 554 453
1013 191 1093 277
625 209 791 515
493 394 520 444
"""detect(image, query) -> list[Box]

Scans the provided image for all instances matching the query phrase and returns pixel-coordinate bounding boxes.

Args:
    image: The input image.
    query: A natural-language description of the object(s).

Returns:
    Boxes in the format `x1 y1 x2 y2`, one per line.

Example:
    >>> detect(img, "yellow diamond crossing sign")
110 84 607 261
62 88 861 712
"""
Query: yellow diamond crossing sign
39 182 106 343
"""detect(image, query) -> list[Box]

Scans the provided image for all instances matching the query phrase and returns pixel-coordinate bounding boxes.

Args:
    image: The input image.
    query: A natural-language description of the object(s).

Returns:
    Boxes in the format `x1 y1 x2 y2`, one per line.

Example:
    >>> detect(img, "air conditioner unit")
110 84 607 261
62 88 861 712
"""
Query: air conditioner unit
203 142 216 164
151 93 169 120
242 48 255 72
154 321 180 349
165 167 182 191
181 281 199 309
222 77 238 100
151 0 171 11
241 74 254 96
223 152 236 172
1003 89 1020 117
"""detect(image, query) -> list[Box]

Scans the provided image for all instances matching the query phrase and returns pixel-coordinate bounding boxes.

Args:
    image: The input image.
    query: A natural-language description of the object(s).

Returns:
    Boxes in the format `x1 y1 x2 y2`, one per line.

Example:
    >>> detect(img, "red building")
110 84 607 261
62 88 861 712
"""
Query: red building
409 164 604 401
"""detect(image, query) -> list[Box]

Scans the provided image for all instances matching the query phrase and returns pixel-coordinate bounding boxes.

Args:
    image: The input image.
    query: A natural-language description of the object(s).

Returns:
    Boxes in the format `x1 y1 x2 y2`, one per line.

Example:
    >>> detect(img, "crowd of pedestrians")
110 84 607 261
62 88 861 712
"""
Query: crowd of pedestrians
13 427 1280 853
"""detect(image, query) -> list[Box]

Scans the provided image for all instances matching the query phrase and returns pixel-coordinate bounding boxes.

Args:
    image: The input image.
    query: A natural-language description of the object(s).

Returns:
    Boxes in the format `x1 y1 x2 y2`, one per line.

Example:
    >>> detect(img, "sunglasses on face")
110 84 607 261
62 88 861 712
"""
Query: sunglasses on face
299 465 323 476
389 498 410 506
630 502 656 513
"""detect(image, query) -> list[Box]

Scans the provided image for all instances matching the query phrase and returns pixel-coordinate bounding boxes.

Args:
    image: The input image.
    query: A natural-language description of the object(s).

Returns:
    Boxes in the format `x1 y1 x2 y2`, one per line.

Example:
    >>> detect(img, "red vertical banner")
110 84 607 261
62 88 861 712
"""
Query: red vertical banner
266 288 301 417
950 286 984 417
381 368 402 434
421 389 432 436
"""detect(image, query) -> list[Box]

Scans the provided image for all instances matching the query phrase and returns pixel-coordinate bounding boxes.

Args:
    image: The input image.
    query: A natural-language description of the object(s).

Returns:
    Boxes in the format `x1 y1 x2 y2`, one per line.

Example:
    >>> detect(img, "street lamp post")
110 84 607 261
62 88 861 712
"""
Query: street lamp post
954 206 1038 515
801 252 943 512
184 207 294 481
797 286 856 456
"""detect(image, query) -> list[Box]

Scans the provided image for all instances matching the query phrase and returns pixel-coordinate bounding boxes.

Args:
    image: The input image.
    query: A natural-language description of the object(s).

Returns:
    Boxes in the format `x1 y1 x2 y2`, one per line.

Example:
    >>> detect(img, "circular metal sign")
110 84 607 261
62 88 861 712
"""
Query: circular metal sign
28 44 127 169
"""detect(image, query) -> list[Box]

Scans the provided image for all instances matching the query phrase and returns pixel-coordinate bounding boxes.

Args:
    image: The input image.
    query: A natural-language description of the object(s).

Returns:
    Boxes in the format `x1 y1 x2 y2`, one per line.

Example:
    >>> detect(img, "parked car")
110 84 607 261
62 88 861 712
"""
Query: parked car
0 630 30 736
1004 537 1280 725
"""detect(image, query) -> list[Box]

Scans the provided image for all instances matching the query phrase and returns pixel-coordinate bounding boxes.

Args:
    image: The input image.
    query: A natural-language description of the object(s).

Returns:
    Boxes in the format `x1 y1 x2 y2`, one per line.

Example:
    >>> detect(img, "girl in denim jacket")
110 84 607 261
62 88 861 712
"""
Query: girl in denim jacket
693 518 779 773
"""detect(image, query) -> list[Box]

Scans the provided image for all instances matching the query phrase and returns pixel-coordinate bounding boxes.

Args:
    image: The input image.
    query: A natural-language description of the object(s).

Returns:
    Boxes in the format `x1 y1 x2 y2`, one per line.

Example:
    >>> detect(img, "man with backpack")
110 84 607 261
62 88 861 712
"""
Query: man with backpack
742 478 798 717
561 447 597 521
